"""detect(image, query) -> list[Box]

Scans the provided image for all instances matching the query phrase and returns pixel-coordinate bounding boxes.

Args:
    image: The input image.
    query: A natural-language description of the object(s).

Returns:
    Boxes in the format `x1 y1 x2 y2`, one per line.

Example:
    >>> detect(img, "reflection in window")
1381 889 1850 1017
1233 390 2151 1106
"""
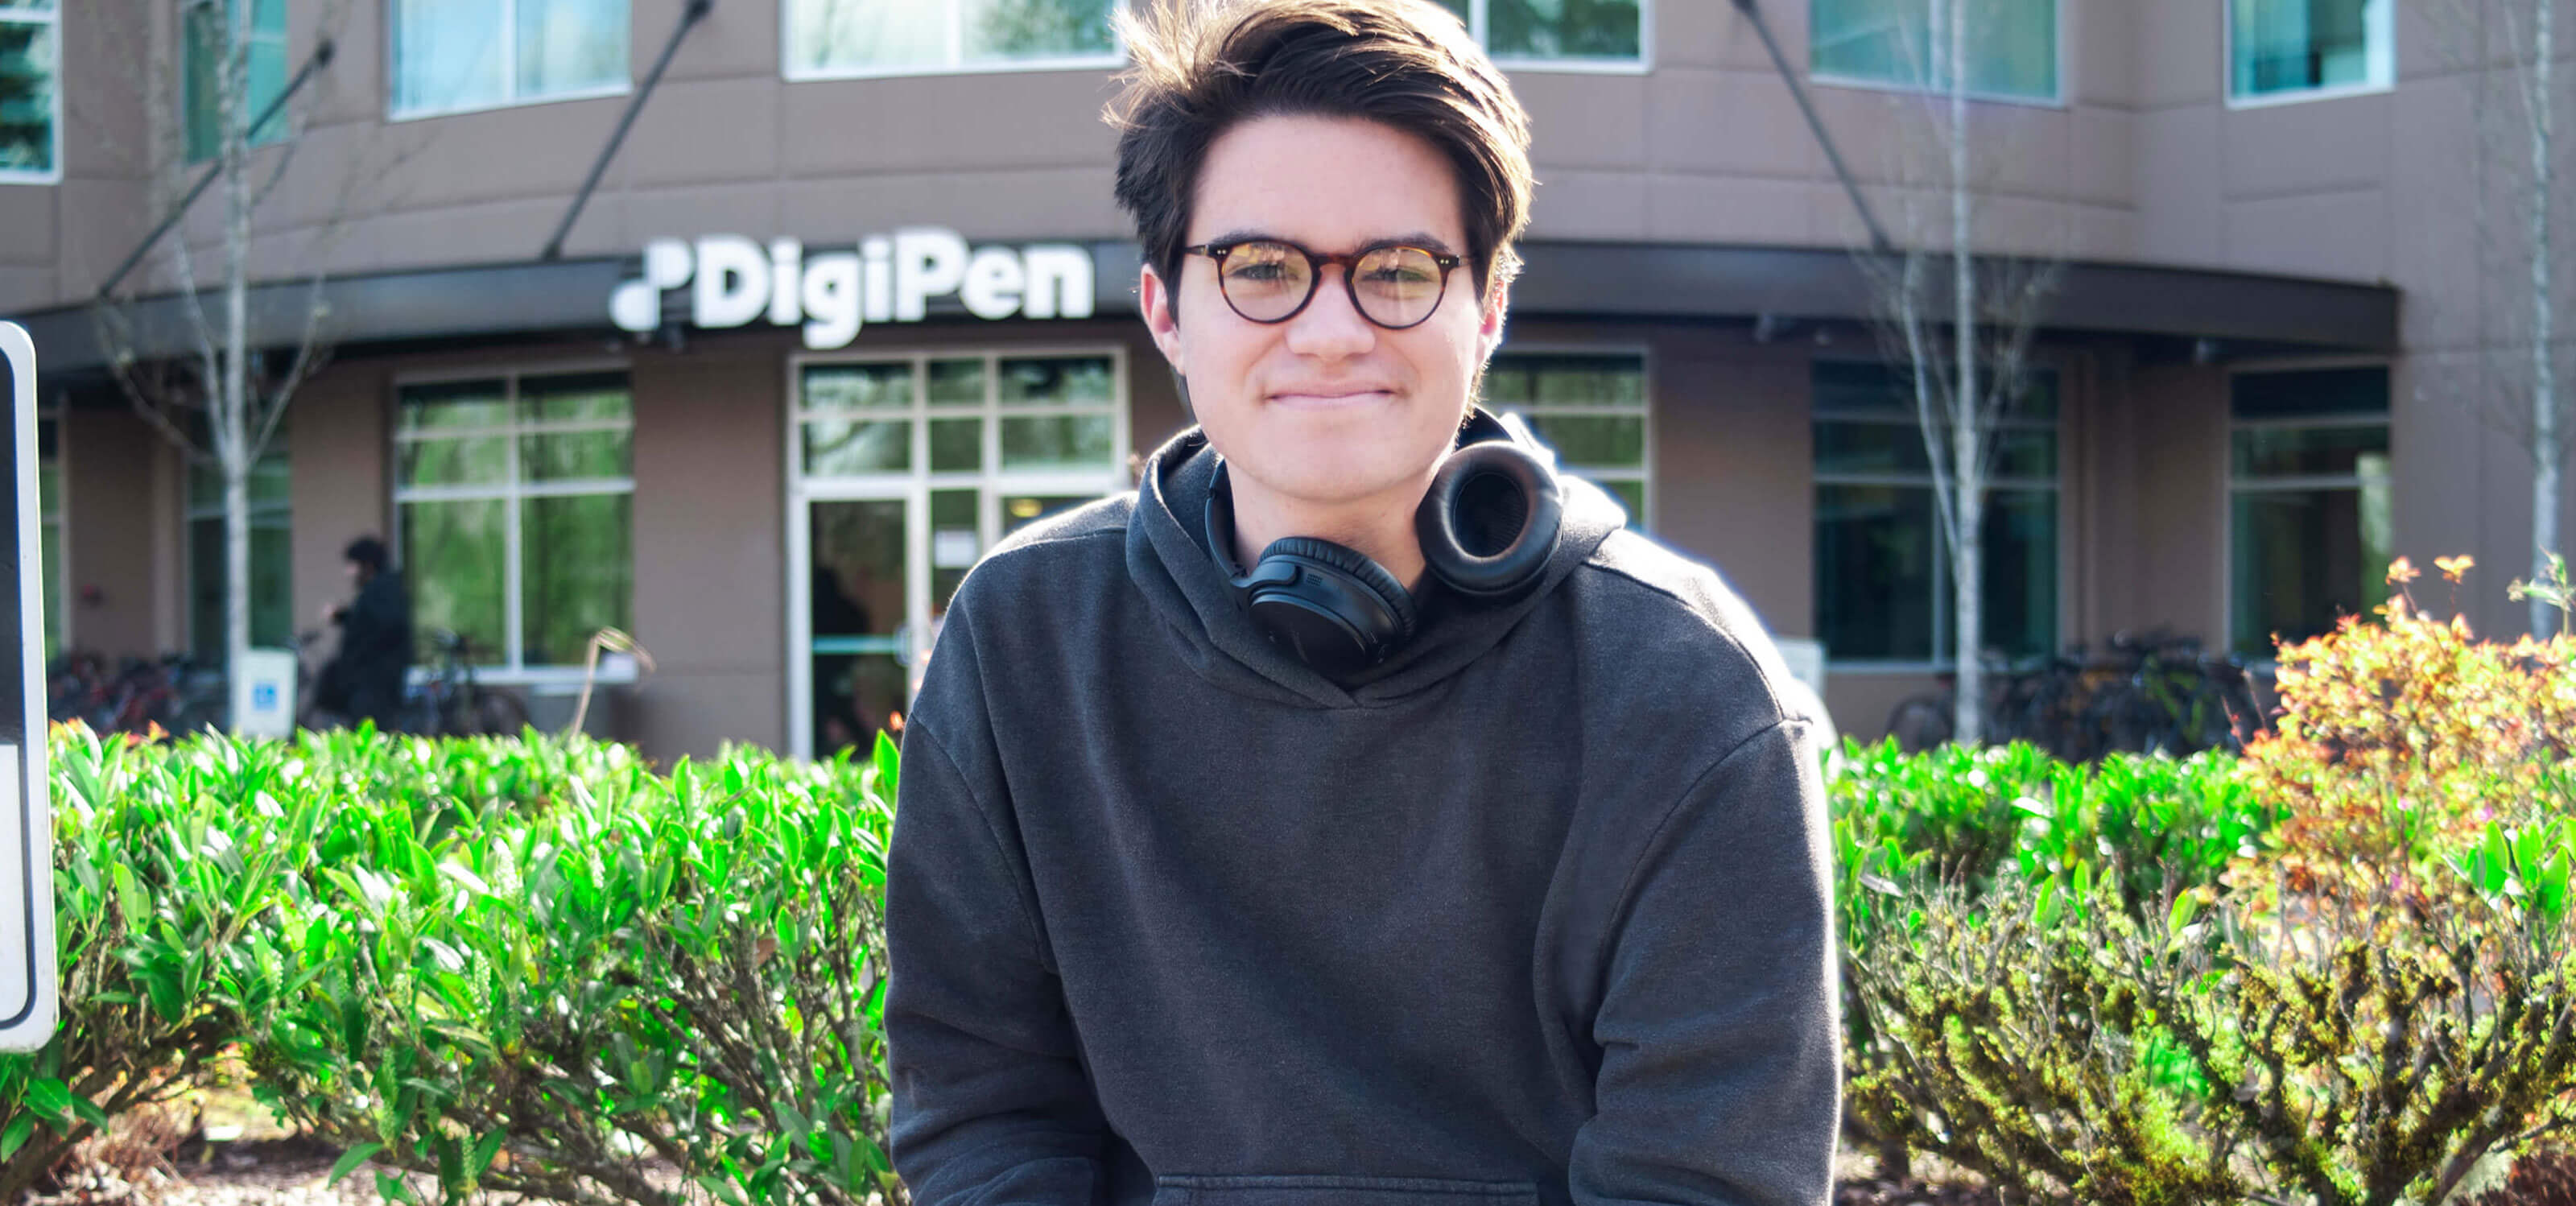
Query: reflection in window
1810 0 2058 101
1483 350 1650 528
2230 0 2391 102
0 1 59 179
394 370 634 668
1431 0 1641 64
188 438 295 657
788 0 1118 77
1810 360 2059 664
2227 366 2391 658
186 0 288 162
390 0 627 118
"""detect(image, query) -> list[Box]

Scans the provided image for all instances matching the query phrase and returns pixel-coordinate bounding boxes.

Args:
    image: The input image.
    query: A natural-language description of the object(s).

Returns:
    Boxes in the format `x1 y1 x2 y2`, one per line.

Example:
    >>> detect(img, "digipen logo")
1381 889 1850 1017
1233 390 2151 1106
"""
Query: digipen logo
610 229 1096 349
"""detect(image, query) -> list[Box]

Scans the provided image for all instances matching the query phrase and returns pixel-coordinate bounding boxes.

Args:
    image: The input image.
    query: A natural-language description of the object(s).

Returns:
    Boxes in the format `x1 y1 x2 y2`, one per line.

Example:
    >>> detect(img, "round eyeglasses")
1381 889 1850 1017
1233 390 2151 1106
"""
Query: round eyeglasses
1183 238 1464 330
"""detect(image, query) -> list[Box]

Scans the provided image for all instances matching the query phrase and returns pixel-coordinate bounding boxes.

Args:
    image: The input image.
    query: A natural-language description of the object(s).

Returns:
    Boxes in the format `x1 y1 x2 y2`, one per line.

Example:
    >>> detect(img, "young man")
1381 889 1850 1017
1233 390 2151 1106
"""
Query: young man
884 2 1840 1204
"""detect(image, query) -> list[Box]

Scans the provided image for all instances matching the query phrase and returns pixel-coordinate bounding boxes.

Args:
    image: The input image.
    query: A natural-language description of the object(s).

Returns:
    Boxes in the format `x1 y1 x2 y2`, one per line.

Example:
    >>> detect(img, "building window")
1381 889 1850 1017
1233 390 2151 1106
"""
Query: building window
37 415 62 660
2228 0 2392 104
390 0 628 119
1809 0 2059 102
785 0 1121 80
2227 366 2391 659
187 444 294 655
185 0 289 161
1480 350 1649 527
1430 0 1643 67
394 370 634 671
0 1 60 182
1811 359 2060 664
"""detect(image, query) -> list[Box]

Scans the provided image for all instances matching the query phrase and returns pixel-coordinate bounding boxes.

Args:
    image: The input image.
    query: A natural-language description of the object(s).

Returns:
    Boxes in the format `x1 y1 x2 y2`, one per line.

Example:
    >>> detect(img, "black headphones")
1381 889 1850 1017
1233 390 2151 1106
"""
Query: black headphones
1203 411 1565 680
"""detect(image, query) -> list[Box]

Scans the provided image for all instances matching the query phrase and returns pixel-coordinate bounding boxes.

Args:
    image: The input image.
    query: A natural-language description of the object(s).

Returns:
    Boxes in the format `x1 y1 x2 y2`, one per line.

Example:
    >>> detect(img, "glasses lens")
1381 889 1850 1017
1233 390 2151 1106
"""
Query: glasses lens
1216 242 1311 321
1352 246 1447 328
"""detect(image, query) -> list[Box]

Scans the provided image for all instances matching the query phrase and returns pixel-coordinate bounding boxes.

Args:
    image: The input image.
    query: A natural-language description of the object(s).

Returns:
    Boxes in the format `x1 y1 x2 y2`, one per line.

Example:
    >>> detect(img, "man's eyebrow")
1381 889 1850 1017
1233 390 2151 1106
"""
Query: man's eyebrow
1200 229 1462 255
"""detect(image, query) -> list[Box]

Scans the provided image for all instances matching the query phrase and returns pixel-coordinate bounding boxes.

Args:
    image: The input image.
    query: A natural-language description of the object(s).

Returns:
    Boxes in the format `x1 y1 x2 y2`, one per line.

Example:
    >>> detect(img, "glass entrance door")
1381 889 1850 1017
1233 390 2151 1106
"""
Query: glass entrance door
807 497 909 757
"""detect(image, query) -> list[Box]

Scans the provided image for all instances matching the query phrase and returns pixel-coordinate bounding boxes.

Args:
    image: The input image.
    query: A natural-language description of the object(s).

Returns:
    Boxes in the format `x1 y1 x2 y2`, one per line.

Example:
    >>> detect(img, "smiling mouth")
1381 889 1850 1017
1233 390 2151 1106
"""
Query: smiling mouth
1268 389 1393 406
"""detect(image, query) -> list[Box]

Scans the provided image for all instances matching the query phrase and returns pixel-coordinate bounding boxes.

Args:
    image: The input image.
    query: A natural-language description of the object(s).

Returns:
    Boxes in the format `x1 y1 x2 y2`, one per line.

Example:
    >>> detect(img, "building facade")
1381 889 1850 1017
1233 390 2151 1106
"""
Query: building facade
2 0 2541 759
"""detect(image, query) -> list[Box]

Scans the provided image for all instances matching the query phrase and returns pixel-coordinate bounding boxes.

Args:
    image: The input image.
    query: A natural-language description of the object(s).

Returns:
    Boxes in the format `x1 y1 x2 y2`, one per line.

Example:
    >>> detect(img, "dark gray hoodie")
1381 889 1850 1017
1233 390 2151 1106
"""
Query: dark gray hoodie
885 420 1840 1206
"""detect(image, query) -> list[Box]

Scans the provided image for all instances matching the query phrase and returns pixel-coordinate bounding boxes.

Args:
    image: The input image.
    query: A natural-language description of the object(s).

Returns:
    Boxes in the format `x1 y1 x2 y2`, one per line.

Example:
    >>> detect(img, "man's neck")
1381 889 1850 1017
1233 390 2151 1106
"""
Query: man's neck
1228 467 1435 594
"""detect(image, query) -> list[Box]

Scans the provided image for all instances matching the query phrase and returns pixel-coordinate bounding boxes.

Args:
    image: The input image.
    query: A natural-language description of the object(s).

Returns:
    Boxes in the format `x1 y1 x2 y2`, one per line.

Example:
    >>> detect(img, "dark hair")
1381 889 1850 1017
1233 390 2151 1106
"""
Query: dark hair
1105 0 1535 308
343 536 389 572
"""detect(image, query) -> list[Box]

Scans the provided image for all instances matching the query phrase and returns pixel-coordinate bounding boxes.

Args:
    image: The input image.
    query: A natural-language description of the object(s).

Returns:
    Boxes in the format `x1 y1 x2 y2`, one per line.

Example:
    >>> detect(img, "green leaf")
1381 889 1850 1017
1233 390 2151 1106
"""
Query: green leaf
328 1142 384 1187
22 1078 74 1125
0 1113 35 1161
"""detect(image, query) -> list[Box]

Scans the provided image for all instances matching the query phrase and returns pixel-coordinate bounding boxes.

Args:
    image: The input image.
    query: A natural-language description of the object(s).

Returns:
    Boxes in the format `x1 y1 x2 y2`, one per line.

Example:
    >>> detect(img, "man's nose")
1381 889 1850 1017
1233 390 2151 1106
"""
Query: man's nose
1280 266 1377 361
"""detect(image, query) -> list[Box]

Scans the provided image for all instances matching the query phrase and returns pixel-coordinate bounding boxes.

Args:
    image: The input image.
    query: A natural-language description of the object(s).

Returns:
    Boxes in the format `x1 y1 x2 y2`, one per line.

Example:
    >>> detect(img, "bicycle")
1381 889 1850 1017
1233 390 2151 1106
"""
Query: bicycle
403 629 531 737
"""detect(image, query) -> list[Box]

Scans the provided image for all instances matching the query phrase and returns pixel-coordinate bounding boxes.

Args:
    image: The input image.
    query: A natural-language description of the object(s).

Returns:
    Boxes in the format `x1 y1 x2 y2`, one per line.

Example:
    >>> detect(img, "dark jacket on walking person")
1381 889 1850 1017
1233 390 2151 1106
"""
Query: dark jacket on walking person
331 537 412 728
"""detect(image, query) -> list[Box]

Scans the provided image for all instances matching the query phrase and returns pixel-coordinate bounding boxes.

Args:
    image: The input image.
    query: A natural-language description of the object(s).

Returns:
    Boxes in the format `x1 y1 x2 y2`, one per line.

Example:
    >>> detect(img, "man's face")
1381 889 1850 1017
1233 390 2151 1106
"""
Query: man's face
1140 114 1506 510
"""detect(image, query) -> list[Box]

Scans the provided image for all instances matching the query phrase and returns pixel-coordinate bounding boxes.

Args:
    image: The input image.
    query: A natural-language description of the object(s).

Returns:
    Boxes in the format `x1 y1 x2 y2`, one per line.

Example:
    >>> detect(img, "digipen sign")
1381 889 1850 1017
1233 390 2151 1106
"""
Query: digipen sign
0 320 57 1051
610 229 1097 350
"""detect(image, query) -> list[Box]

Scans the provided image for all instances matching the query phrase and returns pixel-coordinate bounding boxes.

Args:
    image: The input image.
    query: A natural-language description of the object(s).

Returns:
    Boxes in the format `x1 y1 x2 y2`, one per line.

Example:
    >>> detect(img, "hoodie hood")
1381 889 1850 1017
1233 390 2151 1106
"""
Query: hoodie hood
1125 411 1628 709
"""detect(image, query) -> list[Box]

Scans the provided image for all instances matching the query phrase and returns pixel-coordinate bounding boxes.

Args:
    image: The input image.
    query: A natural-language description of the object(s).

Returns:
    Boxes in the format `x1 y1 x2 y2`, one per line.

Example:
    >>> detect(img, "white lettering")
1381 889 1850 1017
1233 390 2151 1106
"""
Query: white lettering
609 280 659 332
1021 244 1095 320
694 235 769 329
802 254 863 349
862 237 893 323
960 247 1026 320
894 229 969 321
768 237 805 326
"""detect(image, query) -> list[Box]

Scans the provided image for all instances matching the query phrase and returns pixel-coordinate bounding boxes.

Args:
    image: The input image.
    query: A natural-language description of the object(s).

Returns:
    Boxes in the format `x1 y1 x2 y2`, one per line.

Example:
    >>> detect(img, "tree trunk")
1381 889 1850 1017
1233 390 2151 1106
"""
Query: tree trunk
1946 0 1986 745
2534 0 2562 638
222 0 255 708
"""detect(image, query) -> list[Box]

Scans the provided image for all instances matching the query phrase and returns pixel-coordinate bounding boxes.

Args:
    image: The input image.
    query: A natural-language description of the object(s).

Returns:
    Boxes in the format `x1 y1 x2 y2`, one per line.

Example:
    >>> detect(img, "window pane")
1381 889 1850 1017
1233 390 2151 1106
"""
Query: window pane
0 19 57 174
1000 415 1113 469
1597 477 1646 529
2231 423 2388 478
931 488 978 614
804 419 911 475
522 430 631 481
36 460 55 516
1485 353 1645 406
39 518 60 661
788 0 945 72
929 417 982 473
402 498 508 664
2230 366 2389 419
1431 0 1470 23
1816 483 1937 660
803 362 914 411
961 0 1116 61
2232 0 2387 98
928 358 985 406
1975 489 2056 659
196 514 295 655
999 355 1114 405
401 379 512 430
401 436 511 486
521 370 631 422
1810 0 2056 99
1992 428 2057 479
1002 494 1093 536
1489 0 1641 60
522 493 631 667
2231 478 2392 658
1814 420 1933 475
1519 413 1642 468
518 0 626 97
391 0 507 114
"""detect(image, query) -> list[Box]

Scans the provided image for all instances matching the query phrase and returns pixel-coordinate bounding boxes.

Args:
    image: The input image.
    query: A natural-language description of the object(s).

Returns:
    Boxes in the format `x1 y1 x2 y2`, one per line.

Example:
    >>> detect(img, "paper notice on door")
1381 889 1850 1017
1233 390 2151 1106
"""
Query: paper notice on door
933 528 980 569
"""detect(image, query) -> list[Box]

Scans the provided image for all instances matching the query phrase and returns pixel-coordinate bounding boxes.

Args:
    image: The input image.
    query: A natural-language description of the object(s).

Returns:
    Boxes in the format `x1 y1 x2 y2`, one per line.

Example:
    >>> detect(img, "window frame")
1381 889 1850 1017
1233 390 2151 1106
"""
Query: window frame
184 0 291 162
182 439 295 657
1480 342 1653 529
385 0 633 122
1439 0 1653 75
2223 0 2396 110
1806 0 2068 109
2220 357 2394 662
1810 356 2068 672
389 359 638 684
0 2 61 184
782 343 1133 760
779 0 1129 85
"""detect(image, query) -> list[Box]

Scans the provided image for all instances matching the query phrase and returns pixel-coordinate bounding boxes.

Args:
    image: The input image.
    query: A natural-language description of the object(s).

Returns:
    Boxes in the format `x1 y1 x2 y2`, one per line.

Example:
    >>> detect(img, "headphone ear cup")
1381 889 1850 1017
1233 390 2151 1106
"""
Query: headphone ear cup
1256 537 1420 644
1416 441 1564 601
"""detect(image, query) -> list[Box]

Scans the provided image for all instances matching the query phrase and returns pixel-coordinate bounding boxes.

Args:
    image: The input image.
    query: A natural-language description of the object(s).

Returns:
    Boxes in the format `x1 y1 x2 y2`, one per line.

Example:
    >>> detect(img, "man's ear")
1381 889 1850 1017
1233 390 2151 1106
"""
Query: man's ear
1139 262 1184 376
1476 278 1510 365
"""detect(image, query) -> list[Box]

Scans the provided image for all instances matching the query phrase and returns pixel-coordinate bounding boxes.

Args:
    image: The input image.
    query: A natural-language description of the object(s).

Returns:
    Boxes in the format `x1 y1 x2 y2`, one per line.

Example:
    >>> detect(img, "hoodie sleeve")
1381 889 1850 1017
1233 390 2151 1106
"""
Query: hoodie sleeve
885 715 1109 1206
1568 719 1842 1206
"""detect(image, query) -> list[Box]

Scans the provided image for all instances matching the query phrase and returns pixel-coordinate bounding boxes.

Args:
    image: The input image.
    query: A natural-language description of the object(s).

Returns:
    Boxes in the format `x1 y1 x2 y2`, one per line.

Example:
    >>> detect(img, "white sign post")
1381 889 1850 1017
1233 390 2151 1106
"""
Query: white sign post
0 321 58 1051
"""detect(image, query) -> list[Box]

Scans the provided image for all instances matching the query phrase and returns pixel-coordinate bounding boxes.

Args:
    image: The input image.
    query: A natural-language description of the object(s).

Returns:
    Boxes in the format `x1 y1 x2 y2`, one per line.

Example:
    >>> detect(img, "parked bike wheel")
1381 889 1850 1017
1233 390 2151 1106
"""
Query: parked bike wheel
1885 694 1953 753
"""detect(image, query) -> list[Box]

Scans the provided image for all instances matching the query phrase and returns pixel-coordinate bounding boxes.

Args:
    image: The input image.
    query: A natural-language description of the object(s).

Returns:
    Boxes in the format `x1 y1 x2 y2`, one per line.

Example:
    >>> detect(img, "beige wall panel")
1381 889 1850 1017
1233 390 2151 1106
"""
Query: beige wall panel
2222 188 2388 282
1648 68 1823 178
379 100 625 213
2071 106 2132 207
1824 672 1939 745
288 362 390 675
281 119 448 238
310 3 383 128
2072 205 2138 262
645 0 780 81
778 73 1123 180
0 187 56 268
630 671 782 762
1662 0 1769 72
1966 101 2074 200
0 267 53 315
2386 354 2491 629
2133 104 2221 266
365 198 577 274
630 337 787 752
620 77 785 188
1523 169 1648 240
616 182 782 251
2124 364 2226 645
2387 71 2487 349
776 169 1123 244
2073 346 2140 646
1517 72 1649 171
63 409 166 659
2069 0 2136 109
1633 327 1812 639
1645 173 1815 245
2136 0 2220 110
2219 93 2392 200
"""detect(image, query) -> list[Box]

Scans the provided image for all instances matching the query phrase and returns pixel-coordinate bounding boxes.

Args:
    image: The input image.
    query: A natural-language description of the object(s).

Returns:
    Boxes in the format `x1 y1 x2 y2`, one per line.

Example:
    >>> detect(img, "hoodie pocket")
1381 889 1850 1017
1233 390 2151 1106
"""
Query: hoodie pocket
1152 1175 1540 1206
